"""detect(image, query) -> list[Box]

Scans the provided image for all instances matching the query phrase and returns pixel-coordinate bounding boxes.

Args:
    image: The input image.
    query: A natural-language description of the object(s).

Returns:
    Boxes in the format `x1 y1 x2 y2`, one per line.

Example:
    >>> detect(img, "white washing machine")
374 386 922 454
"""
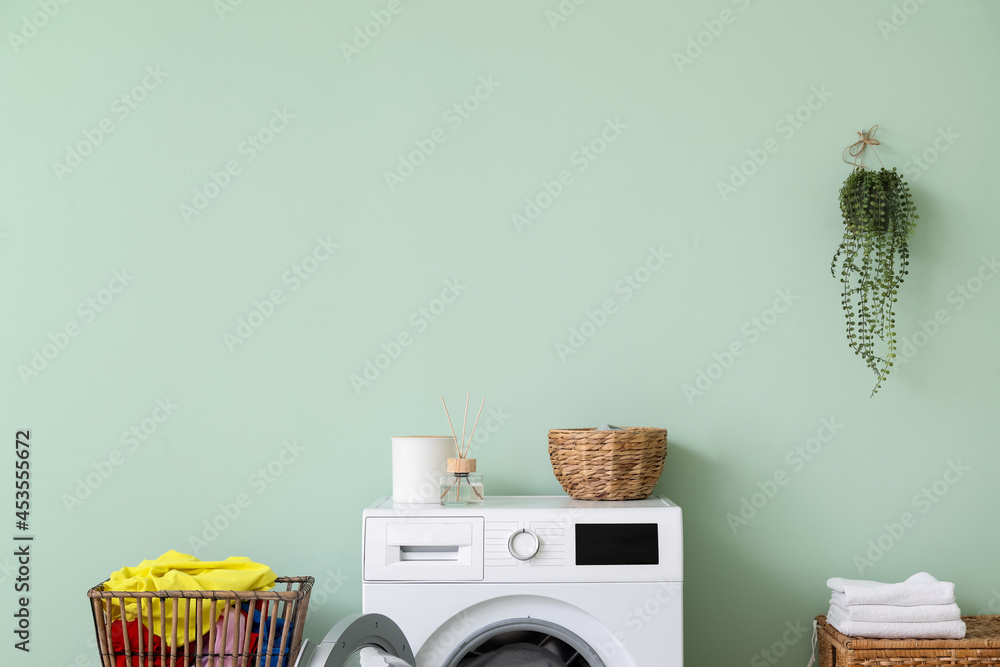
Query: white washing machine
295 495 682 667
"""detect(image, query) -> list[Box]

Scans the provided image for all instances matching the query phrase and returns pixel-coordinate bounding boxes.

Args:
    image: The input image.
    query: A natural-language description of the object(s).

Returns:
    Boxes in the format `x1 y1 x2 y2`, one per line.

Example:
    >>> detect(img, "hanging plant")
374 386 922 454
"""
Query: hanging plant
831 126 918 396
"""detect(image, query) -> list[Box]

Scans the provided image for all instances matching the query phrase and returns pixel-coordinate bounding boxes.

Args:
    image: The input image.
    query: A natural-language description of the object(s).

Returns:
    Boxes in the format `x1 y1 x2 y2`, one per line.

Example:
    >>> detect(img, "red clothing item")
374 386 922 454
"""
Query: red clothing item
109 619 191 667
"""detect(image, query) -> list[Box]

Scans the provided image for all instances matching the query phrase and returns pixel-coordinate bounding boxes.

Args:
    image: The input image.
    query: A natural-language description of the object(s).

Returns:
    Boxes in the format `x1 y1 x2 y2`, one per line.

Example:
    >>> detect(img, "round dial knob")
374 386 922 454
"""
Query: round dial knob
507 528 540 561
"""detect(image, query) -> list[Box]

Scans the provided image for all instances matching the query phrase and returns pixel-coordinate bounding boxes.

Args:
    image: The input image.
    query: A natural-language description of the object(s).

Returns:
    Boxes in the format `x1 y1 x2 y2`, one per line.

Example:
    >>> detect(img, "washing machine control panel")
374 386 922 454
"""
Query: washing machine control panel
364 496 683 584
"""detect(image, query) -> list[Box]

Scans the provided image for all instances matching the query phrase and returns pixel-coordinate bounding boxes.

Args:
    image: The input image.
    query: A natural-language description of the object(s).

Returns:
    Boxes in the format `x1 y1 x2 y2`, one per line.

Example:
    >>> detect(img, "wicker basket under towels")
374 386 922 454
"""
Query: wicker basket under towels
548 427 667 500
817 614 1000 667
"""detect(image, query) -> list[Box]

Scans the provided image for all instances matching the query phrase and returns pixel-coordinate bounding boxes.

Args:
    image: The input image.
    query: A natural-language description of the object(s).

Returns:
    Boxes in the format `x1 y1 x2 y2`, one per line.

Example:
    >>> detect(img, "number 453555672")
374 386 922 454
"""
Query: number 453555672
15 430 30 529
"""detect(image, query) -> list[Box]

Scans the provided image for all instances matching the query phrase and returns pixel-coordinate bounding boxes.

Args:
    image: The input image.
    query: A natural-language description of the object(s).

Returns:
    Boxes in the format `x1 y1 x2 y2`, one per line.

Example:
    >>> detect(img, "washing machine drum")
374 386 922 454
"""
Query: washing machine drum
294 614 580 667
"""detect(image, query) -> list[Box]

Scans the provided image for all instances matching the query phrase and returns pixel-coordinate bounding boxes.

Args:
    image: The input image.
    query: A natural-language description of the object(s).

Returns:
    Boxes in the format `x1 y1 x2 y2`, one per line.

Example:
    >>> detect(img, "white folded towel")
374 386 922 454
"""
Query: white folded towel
828 571 945 592
829 598 962 623
826 607 966 639
827 572 956 607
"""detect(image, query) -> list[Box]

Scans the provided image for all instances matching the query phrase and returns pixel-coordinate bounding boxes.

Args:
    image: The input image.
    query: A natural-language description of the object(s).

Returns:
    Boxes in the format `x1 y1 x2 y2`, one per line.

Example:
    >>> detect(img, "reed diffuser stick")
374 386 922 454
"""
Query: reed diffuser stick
460 393 469 458
463 397 486 459
440 395 460 456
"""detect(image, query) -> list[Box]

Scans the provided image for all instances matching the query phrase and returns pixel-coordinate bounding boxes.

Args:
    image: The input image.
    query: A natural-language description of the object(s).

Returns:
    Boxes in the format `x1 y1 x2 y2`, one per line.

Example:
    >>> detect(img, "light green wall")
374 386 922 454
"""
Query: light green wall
3 1 999 665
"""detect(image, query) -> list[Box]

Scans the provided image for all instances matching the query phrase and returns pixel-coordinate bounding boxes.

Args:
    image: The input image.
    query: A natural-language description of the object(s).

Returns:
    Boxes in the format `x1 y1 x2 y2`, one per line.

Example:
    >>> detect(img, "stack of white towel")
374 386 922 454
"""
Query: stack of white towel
826 572 966 639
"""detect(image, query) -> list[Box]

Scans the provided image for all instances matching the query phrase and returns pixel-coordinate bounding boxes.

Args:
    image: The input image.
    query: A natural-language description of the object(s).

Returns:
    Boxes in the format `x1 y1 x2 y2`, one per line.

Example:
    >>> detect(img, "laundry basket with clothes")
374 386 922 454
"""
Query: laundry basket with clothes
88 550 313 667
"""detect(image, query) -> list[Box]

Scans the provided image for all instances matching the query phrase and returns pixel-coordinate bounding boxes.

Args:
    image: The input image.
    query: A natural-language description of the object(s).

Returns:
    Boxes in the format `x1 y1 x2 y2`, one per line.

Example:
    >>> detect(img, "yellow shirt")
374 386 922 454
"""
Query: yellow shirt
103 550 276 646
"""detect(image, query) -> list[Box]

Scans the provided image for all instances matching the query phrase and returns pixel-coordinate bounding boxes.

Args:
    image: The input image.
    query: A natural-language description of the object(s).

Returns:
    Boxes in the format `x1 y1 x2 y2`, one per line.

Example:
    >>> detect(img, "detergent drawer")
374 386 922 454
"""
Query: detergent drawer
364 516 484 581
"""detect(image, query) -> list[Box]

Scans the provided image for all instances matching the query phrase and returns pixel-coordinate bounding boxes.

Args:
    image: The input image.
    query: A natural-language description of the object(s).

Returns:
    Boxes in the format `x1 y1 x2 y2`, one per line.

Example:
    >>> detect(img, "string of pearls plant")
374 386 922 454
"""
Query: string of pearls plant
832 126 918 396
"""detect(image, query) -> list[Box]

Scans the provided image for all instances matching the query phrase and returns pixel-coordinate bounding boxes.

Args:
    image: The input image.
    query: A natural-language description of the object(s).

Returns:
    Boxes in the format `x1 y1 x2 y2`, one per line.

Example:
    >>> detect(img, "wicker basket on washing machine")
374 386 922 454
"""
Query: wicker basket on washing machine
548 427 667 500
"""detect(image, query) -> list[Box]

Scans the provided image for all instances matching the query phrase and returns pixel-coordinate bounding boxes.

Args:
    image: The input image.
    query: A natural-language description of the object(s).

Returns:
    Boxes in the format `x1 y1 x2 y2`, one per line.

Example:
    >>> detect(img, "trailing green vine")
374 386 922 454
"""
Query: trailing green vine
832 165 917 395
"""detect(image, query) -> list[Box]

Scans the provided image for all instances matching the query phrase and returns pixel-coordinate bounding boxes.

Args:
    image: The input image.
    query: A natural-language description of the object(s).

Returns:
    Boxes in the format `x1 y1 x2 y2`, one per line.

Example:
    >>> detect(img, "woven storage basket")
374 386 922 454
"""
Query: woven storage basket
817 615 1000 666
88 576 313 667
548 427 667 500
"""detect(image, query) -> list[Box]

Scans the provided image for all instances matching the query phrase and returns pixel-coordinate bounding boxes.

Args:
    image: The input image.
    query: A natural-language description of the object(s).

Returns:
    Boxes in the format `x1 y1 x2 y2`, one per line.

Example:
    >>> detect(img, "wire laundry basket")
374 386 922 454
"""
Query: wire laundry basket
87 576 313 667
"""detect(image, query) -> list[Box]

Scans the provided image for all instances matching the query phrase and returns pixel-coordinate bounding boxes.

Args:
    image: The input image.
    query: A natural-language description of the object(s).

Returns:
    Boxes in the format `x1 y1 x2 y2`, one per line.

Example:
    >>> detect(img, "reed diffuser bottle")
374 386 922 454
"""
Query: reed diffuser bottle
440 456 484 506
440 394 486 506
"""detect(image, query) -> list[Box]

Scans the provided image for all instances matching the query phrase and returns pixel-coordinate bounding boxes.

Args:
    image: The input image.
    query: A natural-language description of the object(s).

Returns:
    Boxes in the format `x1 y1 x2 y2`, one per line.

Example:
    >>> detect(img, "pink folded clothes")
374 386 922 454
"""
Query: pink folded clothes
826 607 966 640
202 607 253 667
827 572 956 607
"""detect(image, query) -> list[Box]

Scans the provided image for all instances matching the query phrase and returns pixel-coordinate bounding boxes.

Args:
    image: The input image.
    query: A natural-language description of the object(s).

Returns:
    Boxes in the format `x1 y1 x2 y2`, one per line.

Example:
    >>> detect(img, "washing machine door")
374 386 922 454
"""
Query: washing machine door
293 613 416 667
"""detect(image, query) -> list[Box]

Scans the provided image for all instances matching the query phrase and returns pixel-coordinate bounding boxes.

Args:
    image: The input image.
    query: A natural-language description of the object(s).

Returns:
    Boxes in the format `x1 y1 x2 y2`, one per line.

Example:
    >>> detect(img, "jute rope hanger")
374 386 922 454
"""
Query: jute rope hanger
843 124 885 169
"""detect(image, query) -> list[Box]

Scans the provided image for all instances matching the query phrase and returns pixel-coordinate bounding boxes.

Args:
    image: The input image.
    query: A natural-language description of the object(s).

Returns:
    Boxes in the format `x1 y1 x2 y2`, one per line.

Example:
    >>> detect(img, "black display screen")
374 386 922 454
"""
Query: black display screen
575 523 659 565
